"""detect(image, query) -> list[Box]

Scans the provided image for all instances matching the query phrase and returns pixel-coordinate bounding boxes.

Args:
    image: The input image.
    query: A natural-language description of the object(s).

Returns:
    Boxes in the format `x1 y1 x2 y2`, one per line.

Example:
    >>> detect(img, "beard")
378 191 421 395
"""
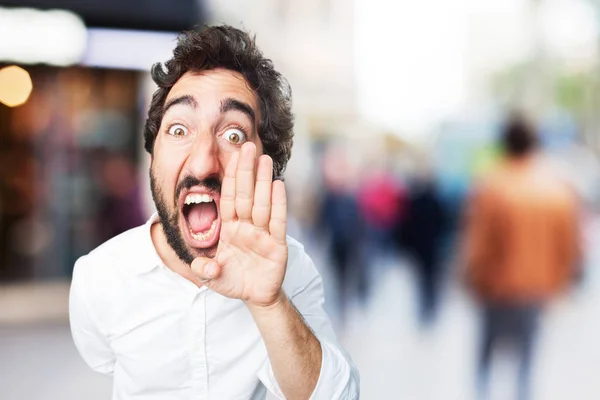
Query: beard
149 166 221 265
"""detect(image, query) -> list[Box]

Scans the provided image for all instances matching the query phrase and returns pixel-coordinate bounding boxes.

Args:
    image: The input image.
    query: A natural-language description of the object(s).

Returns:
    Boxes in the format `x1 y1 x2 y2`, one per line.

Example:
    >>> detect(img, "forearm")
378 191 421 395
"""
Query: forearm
247 290 322 400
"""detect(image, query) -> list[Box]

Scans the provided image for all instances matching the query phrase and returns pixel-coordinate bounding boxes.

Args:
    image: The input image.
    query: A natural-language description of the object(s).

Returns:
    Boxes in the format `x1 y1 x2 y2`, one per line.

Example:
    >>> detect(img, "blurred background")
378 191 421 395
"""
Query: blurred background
2 0 600 399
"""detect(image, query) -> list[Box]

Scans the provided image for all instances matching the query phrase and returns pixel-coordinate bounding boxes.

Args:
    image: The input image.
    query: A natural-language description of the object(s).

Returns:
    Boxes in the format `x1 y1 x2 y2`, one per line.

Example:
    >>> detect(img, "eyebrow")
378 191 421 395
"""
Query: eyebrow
162 95 256 126
220 98 256 126
163 95 198 114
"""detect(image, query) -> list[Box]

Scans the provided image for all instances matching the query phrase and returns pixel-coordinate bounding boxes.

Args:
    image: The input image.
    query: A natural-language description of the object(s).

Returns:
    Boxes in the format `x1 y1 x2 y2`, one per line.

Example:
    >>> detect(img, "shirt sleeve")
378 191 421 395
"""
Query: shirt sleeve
258 250 360 399
69 256 116 376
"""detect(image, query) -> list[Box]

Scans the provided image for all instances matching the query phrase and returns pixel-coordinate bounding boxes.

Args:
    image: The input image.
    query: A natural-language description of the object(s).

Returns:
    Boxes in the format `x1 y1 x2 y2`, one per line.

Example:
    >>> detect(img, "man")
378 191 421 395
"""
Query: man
318 145 364 327
69 25 359 400
399 173 446 327
463 113 580 400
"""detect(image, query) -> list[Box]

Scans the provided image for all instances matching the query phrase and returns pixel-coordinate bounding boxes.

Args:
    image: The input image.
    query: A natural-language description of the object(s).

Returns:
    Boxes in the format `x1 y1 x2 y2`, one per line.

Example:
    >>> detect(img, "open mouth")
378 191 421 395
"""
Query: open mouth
180 192 221 248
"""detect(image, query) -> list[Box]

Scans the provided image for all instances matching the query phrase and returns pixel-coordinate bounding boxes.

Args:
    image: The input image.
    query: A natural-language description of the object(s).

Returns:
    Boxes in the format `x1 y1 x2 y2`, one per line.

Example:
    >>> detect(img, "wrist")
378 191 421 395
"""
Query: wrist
245 289 288 315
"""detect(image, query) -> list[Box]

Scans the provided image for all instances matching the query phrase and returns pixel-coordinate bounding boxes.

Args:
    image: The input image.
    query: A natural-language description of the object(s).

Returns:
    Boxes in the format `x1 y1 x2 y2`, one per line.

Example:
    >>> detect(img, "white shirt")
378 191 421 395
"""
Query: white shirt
69 214 359 400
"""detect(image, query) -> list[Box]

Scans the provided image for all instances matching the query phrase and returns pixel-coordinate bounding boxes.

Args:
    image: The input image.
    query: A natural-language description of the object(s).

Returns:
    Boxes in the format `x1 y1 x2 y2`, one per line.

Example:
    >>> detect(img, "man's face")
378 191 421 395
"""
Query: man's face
150 68 263 264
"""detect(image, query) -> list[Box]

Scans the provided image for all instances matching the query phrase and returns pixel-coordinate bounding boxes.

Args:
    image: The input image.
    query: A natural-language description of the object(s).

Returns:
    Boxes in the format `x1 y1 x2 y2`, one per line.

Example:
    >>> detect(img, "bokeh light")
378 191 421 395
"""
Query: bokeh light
0 65 33 107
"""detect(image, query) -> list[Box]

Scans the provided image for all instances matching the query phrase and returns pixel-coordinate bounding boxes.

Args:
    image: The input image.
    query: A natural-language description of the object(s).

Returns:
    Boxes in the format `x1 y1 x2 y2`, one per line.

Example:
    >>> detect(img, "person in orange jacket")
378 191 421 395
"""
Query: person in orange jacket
463 113 581 400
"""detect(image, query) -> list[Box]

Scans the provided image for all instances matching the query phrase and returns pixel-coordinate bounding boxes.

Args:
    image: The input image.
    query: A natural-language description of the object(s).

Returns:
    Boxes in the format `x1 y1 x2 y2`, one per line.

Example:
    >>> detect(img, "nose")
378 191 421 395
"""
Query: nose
185 131 220 180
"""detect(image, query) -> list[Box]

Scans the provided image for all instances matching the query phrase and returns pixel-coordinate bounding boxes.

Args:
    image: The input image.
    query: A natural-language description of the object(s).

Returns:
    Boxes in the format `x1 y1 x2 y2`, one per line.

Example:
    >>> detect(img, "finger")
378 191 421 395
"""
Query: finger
269 179 287 245
235 142 256 222
220 151 239 222
252 155 273 231
191 257 221 283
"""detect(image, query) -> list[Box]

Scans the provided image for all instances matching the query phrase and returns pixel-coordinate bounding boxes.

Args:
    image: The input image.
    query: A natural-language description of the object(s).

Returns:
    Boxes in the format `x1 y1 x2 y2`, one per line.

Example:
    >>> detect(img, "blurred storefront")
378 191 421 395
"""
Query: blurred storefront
0 66 144 280
0 1 205 281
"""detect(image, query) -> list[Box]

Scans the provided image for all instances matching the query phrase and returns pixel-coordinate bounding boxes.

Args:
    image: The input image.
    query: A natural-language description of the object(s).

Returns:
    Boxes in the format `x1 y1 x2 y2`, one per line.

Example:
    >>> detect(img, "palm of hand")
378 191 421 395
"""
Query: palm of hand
212 221 288 306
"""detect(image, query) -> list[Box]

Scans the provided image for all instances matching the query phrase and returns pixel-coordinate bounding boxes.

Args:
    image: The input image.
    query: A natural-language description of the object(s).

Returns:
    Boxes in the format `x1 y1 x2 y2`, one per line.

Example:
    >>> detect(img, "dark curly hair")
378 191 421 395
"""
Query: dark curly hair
143 25 294 178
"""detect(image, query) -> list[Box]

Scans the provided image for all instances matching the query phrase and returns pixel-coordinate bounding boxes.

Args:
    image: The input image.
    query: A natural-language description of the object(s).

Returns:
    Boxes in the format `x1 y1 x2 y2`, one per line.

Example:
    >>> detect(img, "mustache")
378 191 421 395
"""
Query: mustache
175 175 222 200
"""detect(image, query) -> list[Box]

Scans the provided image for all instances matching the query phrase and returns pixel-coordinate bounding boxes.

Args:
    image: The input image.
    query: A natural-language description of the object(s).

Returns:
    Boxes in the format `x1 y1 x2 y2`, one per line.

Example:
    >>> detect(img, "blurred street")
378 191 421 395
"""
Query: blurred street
2 1 600 399
2 215 600 400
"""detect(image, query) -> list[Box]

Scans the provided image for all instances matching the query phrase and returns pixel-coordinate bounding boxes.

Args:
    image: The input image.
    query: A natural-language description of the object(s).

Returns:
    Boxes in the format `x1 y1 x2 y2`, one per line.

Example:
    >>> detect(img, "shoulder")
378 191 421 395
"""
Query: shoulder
469 164 511 202
283 235 322 297
92 224 148 257
72 224 151 292
286 235 307 265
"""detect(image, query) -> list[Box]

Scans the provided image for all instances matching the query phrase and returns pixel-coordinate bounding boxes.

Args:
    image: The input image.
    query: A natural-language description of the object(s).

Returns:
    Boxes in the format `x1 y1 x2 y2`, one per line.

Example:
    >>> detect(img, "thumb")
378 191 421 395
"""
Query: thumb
191 257 221 281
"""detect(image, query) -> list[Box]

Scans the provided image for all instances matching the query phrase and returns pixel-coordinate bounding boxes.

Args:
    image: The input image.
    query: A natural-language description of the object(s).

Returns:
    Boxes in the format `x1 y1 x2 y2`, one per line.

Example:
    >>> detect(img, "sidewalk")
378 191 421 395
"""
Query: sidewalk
0 280 70 325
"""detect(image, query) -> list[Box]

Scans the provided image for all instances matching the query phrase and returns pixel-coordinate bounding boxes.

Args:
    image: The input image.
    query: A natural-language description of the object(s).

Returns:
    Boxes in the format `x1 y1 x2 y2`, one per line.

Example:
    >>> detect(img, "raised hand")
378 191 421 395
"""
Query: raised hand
191 142 288 308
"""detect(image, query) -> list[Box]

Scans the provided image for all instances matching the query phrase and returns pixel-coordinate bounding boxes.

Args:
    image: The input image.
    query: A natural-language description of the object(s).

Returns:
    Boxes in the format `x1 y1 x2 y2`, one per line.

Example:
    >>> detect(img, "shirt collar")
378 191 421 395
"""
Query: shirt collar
132 212 164 275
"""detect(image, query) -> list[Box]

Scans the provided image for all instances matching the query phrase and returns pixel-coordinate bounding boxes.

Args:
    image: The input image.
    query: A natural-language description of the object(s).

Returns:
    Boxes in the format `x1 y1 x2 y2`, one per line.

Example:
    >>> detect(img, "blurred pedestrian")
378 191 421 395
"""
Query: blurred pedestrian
397 173 446 327
356 165 407 300
463 113 581 400
318 145 365 325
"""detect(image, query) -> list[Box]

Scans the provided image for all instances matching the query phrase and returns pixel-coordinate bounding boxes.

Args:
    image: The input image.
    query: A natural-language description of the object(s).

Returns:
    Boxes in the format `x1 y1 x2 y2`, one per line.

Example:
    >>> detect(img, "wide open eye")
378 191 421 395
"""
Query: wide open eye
167 124 189 137
222 127 247 145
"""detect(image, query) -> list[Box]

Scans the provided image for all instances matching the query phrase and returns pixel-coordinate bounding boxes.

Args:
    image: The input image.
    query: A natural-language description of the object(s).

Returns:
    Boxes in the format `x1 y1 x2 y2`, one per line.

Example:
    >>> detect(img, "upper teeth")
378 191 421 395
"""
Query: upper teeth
184 193 214 205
